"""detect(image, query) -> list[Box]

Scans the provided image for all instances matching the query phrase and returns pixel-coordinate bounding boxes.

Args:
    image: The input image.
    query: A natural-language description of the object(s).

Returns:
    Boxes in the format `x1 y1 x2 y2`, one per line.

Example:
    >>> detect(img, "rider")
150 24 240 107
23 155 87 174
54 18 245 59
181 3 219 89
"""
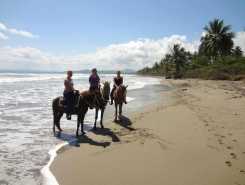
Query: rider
89 68 102 108
89 68 100 92
110 70 127 105
64 70 75 120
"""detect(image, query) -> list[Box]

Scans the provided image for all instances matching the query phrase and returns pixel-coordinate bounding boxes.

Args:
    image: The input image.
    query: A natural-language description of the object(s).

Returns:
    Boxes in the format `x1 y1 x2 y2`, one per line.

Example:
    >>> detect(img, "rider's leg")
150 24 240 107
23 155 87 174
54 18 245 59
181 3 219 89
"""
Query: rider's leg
64 91 73 120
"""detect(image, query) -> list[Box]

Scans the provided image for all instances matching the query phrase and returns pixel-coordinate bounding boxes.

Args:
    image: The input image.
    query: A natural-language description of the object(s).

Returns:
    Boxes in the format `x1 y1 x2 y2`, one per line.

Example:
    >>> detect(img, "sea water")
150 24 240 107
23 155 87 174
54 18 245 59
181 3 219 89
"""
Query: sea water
0 73 165 185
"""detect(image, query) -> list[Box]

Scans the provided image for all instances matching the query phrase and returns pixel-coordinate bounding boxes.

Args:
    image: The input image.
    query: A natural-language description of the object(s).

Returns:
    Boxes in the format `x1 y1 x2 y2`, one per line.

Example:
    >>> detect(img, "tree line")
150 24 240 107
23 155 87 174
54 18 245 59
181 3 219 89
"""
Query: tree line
137 19 245 80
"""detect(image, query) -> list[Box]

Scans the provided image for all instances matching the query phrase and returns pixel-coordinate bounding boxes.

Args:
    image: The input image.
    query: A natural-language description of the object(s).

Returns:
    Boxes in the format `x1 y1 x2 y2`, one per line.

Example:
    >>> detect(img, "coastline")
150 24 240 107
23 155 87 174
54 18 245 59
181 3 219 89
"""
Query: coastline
50 78 245 185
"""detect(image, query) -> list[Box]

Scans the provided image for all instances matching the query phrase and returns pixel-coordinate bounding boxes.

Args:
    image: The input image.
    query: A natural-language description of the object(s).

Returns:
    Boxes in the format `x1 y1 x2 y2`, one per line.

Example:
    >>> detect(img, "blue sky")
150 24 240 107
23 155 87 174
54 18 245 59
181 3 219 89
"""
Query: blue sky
0 0 245 70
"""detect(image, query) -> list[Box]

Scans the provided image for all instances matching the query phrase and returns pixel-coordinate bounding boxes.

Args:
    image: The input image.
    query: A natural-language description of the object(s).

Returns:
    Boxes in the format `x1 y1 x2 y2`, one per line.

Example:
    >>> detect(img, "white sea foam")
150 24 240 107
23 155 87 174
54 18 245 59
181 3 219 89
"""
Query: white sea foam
41 142 69 185
126 96 135 102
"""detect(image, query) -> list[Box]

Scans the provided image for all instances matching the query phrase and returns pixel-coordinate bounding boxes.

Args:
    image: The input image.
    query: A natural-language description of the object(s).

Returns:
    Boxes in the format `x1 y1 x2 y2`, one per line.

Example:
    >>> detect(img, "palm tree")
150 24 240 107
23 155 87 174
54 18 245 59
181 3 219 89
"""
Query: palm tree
199 19 234 59
170 44 188 78
232 46 243 57
160 54 172 78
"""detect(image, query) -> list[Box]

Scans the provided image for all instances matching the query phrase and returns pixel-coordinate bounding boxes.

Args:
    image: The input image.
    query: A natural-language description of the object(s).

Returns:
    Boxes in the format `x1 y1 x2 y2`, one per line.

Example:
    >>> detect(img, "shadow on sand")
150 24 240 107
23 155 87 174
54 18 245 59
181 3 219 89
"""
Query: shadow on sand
114 115 136 131
55 131 111 148
54 115 134 148
91 127 120 142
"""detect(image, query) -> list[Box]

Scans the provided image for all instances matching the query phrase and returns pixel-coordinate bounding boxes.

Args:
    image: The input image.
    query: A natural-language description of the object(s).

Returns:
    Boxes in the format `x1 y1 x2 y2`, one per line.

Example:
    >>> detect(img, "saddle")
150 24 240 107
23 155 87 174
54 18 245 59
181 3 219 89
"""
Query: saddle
59 91 80 110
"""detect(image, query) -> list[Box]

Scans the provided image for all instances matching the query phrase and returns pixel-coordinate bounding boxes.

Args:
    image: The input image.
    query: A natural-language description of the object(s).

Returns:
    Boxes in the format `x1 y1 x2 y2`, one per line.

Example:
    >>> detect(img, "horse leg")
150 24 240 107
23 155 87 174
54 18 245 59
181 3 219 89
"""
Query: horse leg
53 112 63 134
114 103 118 122
100 108 104 129
56 112 63 132
80 112 86 135
76 115 81 137
93 108 99 130
119 103 122 117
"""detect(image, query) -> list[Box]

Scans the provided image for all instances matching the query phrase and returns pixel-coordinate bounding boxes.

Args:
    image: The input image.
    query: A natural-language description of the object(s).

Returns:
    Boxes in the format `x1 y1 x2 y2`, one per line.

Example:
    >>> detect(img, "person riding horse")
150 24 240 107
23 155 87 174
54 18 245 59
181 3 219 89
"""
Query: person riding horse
63 70 79 120
110 71 127 105
89 68 104 108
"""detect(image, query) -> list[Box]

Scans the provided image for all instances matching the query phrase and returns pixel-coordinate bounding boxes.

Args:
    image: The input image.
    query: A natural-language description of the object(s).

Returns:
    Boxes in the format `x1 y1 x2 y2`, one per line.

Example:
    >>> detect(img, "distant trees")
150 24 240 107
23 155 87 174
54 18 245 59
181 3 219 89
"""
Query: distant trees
170 44 191 78
137 19 245 80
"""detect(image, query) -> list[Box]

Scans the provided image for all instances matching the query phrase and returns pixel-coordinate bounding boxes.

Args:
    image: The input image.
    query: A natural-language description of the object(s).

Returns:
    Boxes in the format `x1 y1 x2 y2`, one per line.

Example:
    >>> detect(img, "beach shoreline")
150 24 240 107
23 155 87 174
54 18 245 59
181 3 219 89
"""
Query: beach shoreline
50 78 245 185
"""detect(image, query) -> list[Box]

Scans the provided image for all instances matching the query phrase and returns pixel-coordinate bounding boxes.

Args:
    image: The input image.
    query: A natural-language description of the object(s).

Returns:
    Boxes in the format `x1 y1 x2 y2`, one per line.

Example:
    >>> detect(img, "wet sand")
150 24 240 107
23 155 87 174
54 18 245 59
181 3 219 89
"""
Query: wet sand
51 79 245 185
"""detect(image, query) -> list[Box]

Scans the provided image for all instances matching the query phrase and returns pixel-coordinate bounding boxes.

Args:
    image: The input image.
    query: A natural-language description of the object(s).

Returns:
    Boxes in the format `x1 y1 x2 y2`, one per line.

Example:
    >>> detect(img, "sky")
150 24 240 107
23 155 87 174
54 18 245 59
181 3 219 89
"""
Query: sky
0 0 245 71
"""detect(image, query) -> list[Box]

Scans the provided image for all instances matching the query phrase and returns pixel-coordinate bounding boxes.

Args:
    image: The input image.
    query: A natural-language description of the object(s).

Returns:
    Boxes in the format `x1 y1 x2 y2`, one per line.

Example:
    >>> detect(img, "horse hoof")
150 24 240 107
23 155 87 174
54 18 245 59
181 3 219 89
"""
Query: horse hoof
81 131 86 135
101 125 104 129
58 128 63 132
93 126 97 130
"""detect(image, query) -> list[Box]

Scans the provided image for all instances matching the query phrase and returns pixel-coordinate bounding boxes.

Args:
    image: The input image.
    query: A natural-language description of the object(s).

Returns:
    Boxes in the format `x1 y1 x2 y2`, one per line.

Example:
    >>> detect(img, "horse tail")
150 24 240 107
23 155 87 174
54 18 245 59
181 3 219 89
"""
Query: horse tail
52 98 57 115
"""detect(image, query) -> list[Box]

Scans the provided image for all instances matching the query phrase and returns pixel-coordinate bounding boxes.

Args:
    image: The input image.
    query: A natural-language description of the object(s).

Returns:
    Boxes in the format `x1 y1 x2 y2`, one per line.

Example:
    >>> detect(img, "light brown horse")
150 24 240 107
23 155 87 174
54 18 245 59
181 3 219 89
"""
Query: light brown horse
112 85 128 121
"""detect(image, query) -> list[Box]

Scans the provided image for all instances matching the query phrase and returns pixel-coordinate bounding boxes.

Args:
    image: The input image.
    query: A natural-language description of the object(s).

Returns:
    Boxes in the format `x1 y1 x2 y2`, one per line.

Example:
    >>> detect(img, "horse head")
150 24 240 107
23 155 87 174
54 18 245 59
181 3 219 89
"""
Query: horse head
102 81 111 101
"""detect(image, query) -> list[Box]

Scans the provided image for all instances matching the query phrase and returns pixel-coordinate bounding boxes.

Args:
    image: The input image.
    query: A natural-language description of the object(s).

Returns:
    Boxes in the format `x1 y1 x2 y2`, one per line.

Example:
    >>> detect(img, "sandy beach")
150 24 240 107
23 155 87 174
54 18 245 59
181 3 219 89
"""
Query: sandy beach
51 79 245 185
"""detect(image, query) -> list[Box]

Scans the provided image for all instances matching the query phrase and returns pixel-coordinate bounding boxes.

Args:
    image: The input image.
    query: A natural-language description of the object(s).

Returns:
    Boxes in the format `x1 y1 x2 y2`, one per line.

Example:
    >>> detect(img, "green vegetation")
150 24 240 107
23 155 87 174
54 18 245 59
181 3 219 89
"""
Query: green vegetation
137 19 245 80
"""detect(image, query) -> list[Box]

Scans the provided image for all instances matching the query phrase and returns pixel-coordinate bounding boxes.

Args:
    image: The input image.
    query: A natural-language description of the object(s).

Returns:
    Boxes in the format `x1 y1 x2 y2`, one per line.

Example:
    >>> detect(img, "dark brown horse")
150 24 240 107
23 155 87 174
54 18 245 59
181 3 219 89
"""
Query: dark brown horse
112 85 128 121
52 82 110 137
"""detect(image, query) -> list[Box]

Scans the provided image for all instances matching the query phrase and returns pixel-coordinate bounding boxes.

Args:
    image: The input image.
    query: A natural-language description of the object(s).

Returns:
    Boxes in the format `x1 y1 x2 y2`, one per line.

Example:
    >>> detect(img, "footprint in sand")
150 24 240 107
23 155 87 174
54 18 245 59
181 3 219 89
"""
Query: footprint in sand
227 146 233 150
230 153 237 159
240 170 245 174
232 139 237 142
218 139 224 145
225 161 232 167
228 133 233 136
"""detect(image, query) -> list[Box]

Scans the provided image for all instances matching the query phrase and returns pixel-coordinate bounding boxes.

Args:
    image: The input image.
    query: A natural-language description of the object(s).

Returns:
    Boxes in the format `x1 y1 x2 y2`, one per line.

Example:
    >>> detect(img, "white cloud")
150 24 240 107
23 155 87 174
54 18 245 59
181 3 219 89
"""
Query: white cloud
0 35 199 71
234 31 245 52
0 22 7 31
0 32 8 40
0 32 244 71
0 22 39 39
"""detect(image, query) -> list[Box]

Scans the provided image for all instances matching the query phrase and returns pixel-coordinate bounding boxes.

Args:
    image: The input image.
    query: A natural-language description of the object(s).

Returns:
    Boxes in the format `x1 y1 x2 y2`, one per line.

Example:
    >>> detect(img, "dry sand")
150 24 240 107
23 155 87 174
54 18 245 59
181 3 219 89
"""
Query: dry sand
51 79 245 185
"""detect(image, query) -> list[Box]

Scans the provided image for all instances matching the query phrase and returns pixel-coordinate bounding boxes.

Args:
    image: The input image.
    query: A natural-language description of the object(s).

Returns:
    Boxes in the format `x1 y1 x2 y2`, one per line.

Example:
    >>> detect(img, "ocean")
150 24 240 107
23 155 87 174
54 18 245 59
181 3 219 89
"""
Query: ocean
0 73 169 185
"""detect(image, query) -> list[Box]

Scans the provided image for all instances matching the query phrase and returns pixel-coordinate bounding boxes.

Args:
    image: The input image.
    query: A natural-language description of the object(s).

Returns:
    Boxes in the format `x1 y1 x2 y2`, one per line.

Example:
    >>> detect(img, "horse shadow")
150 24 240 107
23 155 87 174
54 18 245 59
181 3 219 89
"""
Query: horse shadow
55 131 111 148
91 127 120 142
114 115 136 131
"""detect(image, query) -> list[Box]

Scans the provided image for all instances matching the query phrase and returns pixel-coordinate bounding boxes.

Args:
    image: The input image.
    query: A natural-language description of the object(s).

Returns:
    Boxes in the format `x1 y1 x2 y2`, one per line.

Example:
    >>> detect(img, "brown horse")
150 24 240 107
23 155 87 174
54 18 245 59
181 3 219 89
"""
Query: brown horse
52 82 110 137
93 81 110 130
112 85 128 121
